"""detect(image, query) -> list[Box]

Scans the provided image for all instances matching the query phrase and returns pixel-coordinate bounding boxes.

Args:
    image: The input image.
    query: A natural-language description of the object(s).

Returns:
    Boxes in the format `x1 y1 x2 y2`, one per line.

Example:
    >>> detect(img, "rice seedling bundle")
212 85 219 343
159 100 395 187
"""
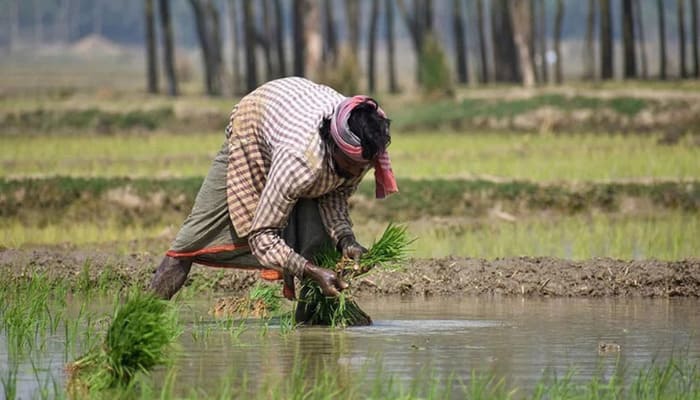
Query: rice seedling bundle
66 290 181 394
296 223 412 327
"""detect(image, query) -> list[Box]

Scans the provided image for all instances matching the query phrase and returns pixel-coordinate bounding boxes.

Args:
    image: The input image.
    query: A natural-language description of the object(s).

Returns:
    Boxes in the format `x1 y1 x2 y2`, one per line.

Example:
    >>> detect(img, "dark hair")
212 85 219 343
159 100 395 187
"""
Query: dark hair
348 99 391 160
320 99 391 161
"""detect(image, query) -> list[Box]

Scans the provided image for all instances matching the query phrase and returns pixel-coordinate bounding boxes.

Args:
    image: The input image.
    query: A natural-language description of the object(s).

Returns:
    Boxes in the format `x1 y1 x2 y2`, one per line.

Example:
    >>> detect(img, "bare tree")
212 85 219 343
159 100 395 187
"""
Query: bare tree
93 0 103 36
159 0 178 96
553 0 564 83
510 0 535 87
584 0 596 79
323 0 338 66
227 0 243 94
600 0 614 80
368 0 380 92
304 0 322 80
691 0 699 77
491 0 519 82
622 0 637 78
537 0 548 83
190 0 224 96
679 0 687 78
397 0 434 83
386 0 399 93
657 0 667 79
260 0 274 81
346 0 361 58
144 0 159 93
476 0 490 83
453 0 469 84
9 0 19 51
292 0 305 76
273 0 286 76
634 0 648 79
242 0 257 91
33 0 43 45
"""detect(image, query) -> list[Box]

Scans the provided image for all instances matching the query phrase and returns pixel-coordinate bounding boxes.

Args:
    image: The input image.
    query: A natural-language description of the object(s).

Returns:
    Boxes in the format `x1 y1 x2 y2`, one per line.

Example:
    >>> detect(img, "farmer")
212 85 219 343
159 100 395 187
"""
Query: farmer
150 77 397 301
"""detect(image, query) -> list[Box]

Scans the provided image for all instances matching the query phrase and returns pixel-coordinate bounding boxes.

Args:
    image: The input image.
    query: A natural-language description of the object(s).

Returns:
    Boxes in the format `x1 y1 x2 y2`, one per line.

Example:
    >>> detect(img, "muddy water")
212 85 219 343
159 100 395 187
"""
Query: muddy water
4 296 700 398
174 296 699 395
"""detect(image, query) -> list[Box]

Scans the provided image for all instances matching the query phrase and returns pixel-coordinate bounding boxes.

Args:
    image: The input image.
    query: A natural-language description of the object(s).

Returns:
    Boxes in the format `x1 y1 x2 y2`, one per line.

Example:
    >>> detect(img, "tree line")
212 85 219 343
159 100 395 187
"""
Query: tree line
4 0 700 97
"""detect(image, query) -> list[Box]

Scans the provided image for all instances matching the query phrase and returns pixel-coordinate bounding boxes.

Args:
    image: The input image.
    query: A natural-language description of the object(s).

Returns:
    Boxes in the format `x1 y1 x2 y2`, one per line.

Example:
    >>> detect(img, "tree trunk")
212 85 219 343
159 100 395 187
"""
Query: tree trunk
476 0 489 83
584 0 596 79
242 0 258 92
491 0 520 82
144 0 159 94
345 0 361 58
634 0 648 79
396 0 428 83
622 0 637 78
33 0 43 45
368 0 380 92
228 0 243 95
273 0 286 77
9 0 19 51
600 0 614 80
679 0 687 78
159 0 178 96
453 0 468 84
304 0 322 80
260 0 274 81
58 0 71 44
537 0 548 83
386 0 399 93
292 0 305 77
323 0 339 66
510 0 535 87
553 0 564 84
691 0 699 77
93 0 103 36
657 0 667 79
529 0 539 83
190 0 224 96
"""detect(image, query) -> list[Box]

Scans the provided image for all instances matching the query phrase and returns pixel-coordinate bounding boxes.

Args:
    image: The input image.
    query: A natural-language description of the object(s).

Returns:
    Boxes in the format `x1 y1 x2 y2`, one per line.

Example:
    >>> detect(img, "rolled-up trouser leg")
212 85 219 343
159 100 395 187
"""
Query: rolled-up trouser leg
150 255 193 299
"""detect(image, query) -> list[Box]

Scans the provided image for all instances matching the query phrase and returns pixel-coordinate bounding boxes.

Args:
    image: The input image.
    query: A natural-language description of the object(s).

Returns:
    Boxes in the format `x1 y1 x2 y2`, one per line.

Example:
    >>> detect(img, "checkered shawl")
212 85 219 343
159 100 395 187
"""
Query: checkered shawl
225 77 363 278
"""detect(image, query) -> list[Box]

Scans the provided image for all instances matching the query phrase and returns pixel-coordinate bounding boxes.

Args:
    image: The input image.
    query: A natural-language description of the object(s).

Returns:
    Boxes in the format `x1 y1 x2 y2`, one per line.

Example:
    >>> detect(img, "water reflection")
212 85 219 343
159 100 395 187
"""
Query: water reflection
3 296 698 397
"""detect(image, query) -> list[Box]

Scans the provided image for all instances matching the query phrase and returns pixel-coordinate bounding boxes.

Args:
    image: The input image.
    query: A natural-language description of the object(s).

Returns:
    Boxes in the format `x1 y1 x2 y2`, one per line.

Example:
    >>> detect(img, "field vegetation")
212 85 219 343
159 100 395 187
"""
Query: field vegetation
2 61 699 397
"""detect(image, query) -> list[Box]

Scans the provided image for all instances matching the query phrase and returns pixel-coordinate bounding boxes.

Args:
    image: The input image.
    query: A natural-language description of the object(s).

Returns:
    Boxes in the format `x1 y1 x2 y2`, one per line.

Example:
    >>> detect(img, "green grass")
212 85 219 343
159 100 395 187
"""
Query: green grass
398 211 700 261
390 132 700 182
4 212 696 261
2 132 698 182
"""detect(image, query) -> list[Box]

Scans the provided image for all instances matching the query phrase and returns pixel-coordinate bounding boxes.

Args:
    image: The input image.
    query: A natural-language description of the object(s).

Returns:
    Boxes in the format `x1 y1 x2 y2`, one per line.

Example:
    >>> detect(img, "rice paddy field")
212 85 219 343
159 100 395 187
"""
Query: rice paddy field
1 57 700 398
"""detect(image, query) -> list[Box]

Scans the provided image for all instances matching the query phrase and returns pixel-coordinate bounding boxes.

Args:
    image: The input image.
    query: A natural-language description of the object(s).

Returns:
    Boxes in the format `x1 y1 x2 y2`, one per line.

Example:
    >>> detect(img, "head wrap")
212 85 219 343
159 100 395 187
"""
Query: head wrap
330 95 398 199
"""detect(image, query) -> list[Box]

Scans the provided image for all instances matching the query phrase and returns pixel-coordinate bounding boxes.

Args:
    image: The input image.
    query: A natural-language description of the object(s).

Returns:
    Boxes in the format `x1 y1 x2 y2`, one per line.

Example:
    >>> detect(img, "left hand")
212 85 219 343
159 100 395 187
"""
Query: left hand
339 236 368 264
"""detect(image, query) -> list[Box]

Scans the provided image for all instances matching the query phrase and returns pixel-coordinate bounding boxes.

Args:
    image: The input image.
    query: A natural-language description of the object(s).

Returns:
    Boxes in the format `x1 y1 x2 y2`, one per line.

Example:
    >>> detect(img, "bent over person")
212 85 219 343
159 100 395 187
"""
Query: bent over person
150 77 397 301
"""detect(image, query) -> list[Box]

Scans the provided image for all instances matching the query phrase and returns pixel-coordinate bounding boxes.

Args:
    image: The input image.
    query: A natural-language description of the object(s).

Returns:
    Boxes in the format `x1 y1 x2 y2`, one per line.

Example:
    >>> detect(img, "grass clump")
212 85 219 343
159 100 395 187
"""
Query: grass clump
66 289 181 393
296 224 412 327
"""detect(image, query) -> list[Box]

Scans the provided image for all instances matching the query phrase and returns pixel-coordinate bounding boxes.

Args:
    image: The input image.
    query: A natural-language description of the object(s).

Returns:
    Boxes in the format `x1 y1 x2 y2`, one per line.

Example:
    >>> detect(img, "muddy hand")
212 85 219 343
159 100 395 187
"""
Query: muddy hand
339 236 368 264
282 272 296 300
303 262 349 297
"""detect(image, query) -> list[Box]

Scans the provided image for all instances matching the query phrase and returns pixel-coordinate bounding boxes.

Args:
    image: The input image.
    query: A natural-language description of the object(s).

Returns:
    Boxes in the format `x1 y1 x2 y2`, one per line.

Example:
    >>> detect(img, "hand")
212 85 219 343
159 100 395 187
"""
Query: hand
282 272 296 300
303 262 349 297
339 236 368 263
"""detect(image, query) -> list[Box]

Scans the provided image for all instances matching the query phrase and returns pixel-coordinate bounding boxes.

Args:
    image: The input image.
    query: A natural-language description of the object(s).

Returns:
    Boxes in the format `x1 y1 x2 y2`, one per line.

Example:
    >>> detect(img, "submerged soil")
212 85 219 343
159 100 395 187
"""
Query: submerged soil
1 248 698 298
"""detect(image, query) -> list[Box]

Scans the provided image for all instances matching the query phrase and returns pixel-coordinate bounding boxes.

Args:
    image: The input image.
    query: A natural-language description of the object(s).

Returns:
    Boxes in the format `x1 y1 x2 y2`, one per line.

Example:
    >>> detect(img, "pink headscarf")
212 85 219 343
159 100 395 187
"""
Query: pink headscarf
330 96 398 199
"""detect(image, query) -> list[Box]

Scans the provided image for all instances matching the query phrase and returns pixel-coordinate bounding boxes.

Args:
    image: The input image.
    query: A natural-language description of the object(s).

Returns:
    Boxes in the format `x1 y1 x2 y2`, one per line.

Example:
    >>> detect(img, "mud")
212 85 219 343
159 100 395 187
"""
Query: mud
1 248 698 298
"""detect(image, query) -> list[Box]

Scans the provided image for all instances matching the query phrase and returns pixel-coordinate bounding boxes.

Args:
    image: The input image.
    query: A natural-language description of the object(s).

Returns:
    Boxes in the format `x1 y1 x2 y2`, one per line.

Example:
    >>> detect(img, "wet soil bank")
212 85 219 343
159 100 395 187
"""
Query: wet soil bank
1 249 698 298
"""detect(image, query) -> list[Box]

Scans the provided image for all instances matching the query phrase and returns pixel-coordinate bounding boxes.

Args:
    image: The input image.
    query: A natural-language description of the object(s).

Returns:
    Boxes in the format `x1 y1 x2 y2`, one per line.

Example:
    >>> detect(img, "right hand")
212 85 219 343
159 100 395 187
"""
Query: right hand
303 262 349 297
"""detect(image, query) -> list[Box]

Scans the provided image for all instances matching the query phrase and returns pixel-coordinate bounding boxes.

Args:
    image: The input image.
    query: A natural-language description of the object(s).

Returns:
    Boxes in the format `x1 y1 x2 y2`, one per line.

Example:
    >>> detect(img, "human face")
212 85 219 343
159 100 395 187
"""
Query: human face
331 147 372 179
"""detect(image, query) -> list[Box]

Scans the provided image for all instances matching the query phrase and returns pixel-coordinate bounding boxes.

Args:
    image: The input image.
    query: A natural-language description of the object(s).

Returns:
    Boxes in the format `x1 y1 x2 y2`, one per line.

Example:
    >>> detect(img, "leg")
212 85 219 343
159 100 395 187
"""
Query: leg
150 255 193 300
